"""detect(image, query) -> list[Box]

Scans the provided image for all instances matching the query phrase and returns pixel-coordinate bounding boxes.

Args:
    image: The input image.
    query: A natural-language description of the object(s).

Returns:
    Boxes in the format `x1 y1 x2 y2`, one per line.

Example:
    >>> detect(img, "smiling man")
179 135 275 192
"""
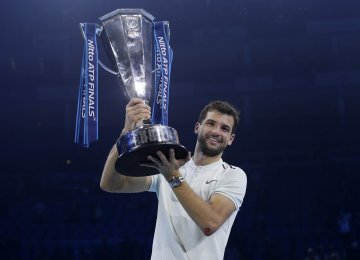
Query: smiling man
100 99 247 260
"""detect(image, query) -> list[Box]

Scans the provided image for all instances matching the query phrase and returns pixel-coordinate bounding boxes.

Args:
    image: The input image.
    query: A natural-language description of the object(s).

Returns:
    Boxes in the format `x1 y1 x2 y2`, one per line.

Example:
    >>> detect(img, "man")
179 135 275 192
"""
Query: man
100 98 247 260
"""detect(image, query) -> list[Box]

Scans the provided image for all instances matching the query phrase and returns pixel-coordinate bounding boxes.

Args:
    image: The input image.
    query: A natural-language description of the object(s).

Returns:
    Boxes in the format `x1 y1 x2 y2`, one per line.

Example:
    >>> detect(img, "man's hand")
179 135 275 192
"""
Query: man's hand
142 149 191 179
123 98 151 134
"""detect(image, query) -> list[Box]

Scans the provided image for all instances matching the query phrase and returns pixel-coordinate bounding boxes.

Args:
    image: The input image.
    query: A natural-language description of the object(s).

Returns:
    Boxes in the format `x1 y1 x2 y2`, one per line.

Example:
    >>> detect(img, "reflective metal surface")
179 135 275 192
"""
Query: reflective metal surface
116 125 188 176
118 125 179 154
99 9 188 176
99 9 154 101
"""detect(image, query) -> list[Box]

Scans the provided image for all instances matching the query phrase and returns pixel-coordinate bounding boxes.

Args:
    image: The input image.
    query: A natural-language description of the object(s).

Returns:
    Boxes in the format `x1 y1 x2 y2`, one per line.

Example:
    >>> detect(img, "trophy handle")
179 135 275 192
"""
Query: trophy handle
98 60 118 76
80 24 120 77
96 26 120 77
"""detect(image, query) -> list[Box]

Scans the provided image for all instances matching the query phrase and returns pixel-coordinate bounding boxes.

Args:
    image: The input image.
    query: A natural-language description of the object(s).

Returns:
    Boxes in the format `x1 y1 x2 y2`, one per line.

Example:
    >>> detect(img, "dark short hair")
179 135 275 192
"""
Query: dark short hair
198 101 240 134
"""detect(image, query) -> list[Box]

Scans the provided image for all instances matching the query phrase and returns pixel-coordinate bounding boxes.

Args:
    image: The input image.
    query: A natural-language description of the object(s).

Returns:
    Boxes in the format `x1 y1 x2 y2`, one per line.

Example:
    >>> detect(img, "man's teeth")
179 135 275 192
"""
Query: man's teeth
208 137 220 143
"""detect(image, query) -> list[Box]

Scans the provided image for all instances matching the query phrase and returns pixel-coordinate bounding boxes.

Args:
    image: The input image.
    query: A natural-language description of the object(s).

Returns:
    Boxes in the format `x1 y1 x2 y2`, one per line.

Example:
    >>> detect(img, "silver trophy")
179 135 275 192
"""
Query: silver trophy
98 9 188 176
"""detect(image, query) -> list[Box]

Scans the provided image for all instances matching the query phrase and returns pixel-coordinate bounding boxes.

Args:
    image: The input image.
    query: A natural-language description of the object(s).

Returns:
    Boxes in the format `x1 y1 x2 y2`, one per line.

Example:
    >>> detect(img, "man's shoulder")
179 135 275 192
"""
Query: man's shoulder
220 161 247 181
221 161 245 173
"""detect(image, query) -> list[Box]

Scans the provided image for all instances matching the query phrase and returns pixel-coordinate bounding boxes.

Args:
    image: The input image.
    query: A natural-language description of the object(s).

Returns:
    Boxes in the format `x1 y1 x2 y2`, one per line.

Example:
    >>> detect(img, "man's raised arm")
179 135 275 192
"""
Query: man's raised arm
100 98 152 193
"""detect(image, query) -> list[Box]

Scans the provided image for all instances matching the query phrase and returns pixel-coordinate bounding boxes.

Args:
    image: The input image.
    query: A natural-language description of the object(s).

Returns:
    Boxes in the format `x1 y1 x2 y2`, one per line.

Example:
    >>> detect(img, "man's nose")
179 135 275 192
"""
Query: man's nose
210 125 221 135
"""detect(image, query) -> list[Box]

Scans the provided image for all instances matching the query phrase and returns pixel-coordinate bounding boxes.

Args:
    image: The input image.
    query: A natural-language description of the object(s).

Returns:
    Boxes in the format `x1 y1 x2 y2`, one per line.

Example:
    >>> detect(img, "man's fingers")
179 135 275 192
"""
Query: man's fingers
126 101 151 125
169 149 176 163
127 98 151 108
156 151 169 165
127 105 151 116
140 162 158 169
127 98 146 107
147 155 161 166
126 98 151 116
132 112 151 121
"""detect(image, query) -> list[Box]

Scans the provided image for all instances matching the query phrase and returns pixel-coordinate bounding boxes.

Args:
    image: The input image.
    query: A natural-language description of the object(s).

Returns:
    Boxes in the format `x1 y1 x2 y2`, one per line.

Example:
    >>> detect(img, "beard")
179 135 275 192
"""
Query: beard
197 134 227 157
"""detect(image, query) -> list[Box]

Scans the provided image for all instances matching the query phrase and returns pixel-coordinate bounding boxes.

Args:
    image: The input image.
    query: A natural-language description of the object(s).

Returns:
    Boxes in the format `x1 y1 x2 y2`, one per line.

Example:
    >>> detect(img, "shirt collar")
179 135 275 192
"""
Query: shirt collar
188 157 223 170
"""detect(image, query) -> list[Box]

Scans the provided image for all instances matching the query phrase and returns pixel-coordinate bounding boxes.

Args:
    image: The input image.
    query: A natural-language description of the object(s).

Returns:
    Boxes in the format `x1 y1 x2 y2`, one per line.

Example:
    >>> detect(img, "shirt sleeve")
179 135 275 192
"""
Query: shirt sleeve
148 174 160 193
212 166 247 210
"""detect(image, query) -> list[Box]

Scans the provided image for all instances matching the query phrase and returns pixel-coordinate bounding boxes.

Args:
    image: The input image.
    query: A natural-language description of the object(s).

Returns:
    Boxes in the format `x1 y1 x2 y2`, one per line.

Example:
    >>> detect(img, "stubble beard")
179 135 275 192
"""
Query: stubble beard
197 134 227 157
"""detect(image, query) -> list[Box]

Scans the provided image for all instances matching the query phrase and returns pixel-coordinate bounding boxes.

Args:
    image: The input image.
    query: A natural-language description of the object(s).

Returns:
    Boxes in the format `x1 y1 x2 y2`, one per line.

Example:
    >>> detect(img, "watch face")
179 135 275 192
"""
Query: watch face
170 176 183 188
173 179 180 186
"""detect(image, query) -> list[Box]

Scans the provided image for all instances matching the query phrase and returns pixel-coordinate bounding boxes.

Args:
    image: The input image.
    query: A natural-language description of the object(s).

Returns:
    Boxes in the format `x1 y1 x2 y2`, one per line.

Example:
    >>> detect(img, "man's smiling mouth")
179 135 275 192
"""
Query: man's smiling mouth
207 136 222 143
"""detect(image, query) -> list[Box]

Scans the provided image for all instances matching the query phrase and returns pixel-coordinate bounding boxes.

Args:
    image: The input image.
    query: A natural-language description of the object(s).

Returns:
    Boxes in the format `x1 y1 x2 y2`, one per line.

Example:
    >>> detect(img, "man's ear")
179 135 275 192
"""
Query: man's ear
228 133 235 146
194 122 200 134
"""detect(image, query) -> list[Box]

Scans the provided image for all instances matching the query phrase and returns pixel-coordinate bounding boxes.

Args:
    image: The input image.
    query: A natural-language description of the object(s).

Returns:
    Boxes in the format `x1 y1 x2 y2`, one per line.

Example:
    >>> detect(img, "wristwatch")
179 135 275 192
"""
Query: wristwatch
168 176 184 188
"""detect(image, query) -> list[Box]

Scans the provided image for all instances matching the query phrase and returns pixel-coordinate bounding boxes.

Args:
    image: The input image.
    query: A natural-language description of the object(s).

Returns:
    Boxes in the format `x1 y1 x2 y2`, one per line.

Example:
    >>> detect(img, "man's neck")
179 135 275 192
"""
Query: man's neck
193 147 222 166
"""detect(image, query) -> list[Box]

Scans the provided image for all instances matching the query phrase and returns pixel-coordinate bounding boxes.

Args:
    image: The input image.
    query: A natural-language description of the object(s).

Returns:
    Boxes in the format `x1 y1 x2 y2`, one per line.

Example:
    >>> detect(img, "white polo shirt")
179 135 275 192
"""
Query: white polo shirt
148 158 247 260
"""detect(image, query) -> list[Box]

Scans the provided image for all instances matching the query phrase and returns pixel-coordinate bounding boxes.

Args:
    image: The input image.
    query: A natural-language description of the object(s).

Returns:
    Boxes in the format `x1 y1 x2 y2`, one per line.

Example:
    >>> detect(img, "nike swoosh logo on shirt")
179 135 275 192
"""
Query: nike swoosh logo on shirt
206 180 218 184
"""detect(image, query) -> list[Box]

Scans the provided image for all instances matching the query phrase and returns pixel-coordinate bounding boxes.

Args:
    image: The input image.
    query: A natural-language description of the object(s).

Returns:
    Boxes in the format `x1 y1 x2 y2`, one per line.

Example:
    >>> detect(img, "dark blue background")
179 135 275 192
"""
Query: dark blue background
1 0 360 259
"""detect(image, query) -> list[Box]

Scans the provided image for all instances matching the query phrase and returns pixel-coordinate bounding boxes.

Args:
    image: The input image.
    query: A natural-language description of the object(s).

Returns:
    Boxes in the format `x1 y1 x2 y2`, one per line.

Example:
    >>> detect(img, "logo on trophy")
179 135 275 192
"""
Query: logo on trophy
75 9 188 176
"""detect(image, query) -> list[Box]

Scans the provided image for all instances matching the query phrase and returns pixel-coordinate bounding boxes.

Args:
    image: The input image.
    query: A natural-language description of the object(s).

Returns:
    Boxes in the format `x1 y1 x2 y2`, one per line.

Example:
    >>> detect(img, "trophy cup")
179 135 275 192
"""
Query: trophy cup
97 9 188 176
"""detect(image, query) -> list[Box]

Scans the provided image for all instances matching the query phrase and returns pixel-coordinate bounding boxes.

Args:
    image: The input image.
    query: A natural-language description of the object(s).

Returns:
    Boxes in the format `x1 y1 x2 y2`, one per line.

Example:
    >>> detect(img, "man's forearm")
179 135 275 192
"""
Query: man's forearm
100 143 152 193
100 144 124 192
171 181 223 236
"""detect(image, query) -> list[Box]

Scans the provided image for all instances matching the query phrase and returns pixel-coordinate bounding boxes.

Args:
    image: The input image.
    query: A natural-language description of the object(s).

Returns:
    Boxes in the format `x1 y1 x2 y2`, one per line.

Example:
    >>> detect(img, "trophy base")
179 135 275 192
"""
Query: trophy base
115 143 188 176
115 124 188 176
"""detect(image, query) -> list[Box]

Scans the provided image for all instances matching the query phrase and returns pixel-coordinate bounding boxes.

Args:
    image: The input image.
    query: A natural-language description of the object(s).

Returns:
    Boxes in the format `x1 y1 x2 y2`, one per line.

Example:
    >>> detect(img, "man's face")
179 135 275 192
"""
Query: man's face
195 110 235 157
